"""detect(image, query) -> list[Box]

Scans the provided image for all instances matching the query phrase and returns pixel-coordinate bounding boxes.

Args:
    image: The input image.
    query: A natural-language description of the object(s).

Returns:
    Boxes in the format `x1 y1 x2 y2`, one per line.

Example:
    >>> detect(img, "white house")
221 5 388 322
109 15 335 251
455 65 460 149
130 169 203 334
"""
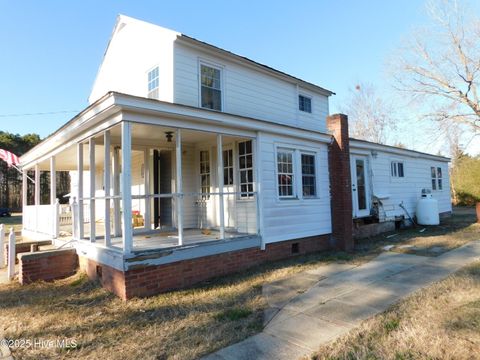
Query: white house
19 15 451 299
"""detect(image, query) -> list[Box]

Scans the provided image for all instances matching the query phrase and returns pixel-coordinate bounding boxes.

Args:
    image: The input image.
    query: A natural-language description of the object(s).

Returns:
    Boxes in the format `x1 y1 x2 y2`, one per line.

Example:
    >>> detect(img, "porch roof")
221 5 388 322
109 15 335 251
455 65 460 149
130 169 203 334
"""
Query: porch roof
20 92 333 169
350 138 451 162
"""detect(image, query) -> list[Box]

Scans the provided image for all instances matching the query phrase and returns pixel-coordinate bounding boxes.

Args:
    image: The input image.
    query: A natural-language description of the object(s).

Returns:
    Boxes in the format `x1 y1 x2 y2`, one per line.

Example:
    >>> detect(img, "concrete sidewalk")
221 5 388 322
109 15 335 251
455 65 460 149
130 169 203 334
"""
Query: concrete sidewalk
204 240 480 360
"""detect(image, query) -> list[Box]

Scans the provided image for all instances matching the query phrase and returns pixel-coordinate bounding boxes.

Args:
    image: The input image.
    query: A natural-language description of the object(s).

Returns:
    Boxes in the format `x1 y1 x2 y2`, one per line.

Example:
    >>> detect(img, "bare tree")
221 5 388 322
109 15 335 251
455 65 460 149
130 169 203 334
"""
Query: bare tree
392 0 480 138
341 83 397 144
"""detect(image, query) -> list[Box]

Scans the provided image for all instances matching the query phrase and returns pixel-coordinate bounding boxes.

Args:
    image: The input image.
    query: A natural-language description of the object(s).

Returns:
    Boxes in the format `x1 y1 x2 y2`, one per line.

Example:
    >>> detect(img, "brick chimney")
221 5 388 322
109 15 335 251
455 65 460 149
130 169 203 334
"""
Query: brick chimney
327 114 353 251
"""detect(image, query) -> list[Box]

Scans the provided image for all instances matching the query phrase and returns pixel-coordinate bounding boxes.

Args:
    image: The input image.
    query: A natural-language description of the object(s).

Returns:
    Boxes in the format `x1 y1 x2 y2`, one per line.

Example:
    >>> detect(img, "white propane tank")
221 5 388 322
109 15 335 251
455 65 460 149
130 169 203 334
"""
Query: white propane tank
416 189 439 225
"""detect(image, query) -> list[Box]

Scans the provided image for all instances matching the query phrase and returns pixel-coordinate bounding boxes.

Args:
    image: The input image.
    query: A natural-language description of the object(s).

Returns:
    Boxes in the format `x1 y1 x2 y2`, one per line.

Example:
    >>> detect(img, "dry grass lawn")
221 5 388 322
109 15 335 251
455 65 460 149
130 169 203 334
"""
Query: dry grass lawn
0 252 355 360
312 261 480 360
0 207 477 359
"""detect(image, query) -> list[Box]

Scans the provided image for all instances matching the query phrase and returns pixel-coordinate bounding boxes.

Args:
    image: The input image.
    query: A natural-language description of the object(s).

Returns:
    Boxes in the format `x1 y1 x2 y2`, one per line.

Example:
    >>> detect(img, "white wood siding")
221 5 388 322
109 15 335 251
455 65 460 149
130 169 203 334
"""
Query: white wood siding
89 16 178 104
356 150 452 220
131 150 146 217
259 133 332 244
181 144 197 228
173 43 329 133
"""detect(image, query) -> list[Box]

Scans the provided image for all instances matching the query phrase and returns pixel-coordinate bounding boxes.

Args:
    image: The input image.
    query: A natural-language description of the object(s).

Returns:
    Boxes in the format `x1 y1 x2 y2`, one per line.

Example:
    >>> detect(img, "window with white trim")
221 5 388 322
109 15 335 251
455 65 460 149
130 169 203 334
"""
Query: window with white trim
200 150 210 199
223 149 234 186
238 140 253 198
200 64 222 111
301 153 316 197
147 66 159 99
431 166 443 190
391 161 404 178
277 149 295 198
298 95 312 113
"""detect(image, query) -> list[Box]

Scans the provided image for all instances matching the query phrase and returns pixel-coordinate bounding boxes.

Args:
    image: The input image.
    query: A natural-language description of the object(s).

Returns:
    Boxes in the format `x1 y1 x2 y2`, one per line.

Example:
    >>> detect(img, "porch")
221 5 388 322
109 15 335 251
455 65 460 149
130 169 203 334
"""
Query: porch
22 116 260 255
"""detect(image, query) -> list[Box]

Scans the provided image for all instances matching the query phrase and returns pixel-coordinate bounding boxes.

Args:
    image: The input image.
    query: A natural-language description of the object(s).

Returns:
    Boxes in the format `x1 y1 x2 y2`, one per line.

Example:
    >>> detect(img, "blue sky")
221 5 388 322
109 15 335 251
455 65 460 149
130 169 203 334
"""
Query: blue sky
0 0 452 143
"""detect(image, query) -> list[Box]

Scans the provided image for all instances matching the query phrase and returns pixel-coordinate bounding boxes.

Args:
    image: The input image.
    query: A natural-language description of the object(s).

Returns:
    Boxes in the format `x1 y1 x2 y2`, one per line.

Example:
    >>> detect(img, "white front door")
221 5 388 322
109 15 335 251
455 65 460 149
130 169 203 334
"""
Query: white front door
351 155 370 218
222 147 236 229
198 149 212 229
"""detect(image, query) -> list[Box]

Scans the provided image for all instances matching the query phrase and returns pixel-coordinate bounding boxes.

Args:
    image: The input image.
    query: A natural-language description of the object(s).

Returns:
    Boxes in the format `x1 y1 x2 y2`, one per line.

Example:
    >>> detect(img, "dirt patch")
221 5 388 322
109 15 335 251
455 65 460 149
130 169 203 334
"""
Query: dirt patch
356 207 479 257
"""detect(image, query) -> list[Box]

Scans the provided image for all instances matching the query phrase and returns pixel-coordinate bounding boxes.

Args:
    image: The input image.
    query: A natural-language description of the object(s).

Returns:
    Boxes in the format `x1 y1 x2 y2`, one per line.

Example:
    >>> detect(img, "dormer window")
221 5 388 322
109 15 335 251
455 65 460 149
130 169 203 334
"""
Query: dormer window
298 94 312 113
147 66 159 99
200 64 222 111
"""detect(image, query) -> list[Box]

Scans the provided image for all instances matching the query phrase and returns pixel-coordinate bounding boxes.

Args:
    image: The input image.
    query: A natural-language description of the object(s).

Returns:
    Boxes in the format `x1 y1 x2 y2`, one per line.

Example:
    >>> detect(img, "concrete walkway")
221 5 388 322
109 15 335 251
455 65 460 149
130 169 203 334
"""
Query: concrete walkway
204 240 480 360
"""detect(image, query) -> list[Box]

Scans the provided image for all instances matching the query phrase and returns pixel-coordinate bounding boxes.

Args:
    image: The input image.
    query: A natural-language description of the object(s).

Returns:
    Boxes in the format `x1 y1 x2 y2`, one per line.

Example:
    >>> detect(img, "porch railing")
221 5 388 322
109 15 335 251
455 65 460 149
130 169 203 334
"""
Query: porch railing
71 190 259 251
23 199 60 238
59 204 72 226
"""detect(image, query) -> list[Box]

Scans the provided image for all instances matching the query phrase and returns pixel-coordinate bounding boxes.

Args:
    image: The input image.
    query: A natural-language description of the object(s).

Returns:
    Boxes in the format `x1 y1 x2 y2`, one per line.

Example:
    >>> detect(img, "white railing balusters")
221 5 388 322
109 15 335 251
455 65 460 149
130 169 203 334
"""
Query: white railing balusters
7 228 15 280
0 224 4 268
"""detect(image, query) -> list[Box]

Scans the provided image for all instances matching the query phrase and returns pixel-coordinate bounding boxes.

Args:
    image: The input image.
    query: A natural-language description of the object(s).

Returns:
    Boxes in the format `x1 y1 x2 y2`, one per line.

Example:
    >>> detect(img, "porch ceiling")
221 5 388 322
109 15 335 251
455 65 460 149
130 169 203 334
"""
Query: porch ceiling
35 123 247 171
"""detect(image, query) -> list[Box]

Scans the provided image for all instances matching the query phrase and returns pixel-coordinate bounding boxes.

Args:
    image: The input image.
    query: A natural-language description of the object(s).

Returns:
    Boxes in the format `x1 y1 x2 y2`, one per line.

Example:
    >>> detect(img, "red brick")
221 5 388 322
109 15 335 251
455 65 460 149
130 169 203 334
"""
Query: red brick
327 114 354 251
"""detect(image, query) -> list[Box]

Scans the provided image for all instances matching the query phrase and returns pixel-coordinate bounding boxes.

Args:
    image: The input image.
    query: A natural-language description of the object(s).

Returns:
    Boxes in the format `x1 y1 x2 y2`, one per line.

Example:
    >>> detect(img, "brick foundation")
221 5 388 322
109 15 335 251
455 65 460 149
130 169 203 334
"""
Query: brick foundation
17 249 78 284
353 221 396 240
327 114 354 251
80 234 330 300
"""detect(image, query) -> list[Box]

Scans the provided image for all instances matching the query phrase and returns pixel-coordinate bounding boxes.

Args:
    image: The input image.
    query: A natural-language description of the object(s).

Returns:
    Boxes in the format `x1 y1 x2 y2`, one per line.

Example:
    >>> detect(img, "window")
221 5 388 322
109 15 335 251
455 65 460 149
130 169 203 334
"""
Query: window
223 149 234 186
200 150 210 199
301 154 316 197
276 148 318 200
147 66 159 99
437 167 443 190
298 95 312 113
200 64 222 111
238 140 253 198
431 166 443 190
277 149 295 198
391 161 405 178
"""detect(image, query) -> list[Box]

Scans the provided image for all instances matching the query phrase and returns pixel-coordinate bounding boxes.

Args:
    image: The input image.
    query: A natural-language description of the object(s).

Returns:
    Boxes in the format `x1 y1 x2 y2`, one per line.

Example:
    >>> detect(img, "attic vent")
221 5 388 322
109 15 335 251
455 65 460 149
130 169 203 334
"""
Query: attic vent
291 243 299 254
96 265 103 279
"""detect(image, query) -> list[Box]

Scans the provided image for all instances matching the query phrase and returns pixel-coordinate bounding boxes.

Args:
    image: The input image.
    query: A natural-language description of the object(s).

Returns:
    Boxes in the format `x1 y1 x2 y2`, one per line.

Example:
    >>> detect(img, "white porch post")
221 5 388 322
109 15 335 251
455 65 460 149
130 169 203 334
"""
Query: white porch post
144 148 151 230
216 134 225 239
7 228 15 281
50 157 56 205
50 156 58 238
71 197 79 240
34 164 40 205
22 169 28 215
112 146 121 237
34 164 40 233
77 143 84 239
89 138 96 242
0 225 4 268
176 129 183 246
254 134 264 248
104 130 111 247
121 122 133 253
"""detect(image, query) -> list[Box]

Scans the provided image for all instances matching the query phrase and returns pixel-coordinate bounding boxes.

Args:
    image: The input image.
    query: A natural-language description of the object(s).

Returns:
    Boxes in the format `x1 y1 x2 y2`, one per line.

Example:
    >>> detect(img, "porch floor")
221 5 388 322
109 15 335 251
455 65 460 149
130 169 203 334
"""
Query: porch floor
56 225 253 252
111 229 251 252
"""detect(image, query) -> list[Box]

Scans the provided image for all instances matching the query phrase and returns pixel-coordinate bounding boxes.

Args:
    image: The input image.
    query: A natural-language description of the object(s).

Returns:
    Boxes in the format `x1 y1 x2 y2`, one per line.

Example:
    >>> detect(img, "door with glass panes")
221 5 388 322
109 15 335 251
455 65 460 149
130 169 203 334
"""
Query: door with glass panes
351 155 371 218
222 146 236 229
